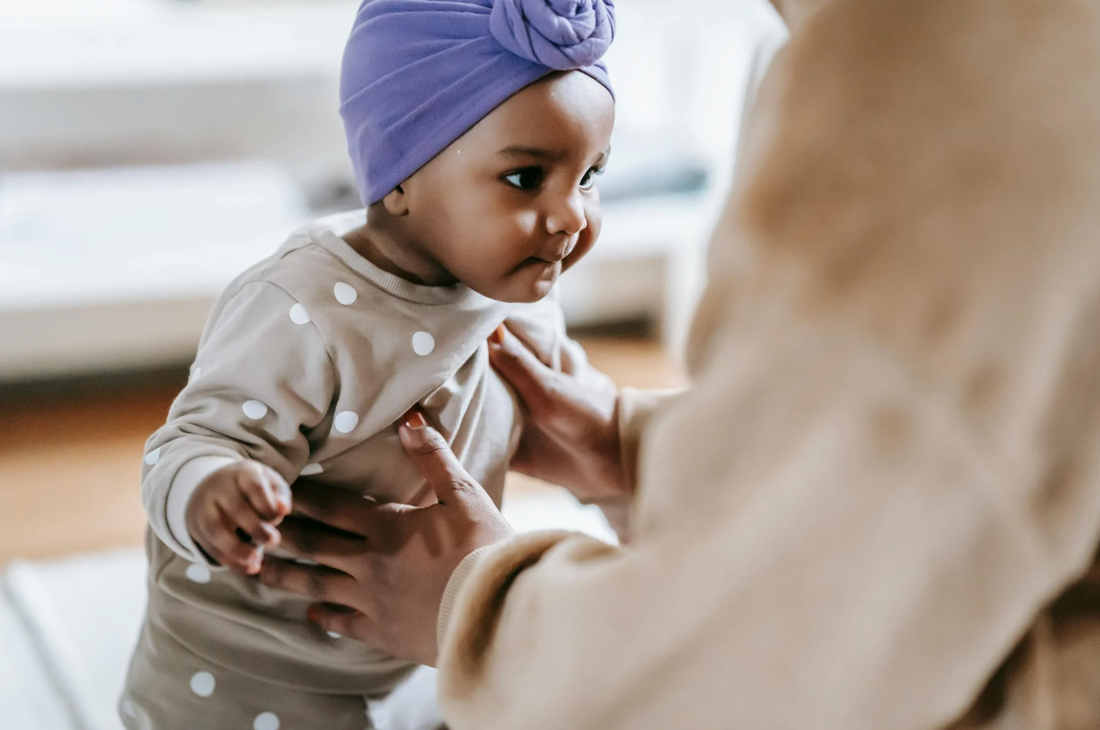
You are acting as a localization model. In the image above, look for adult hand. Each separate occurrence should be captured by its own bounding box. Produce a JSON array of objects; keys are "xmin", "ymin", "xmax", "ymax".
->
[
  {"xmin": 489, "ymin": 324, "xmax": 629, "ymax": 501},
  {"xmin": 258, "ymin": 411, "xmax": 514, "ymax": 666}
]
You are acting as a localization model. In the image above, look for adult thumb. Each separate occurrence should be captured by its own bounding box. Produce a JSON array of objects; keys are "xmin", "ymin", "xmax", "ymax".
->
[
  {"xmin": 487, "ymin": 324, "xmax": 560, "ymax": 417},
  {"xmin": 398, "ymin": 411, "xmax": 480, "ymax": 505}
]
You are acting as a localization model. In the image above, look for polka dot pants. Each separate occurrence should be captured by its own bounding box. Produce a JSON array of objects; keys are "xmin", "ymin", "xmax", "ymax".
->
[{"xmin": 120, "ymin": 622, "xmax": 376, "ymax": 730}]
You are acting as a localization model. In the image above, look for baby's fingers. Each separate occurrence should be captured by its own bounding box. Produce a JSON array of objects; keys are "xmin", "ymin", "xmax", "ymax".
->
[
  {"xmin": 196, "ymin": 506, "xmax": 264, "ymax": 574},
  {"xmin": 237, "ymin": 463, "xmax": 292, "ymax": 522},
  {"xmin": 220, "ymin": 491, "xmax": 282, "ymax": 549}
]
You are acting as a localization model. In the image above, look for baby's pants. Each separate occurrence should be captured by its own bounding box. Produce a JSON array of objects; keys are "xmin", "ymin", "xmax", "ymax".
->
[{"xmin": 120, "ymin": 621, "xmax": 375, "ymax": 730}]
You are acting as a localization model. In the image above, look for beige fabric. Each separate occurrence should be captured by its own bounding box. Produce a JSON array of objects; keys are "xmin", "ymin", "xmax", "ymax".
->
[
  {"xmin": 120, "ymin": 620, "xmax": 377, "ymax": 730},
  {"xmin": 131, "ymin": 209, "xmax": 587, "ymax": 697},
  {"xmin": 581, "ymin": 386, "xmax": 681, "ymax": 541},
  {"xmin": 435, "ymin": 1, "xmax": 1100, "ymax": 728}
]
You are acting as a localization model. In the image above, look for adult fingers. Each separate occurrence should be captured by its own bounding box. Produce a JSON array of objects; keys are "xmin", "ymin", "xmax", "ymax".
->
[
  {"xmin": 278, "ymin": 517, "xmax": 368, "ymax": 571},
  {"xmin": 291, "ymin": 482, "xmax": 378, "ymax": 536},
  {"xmin": 398, "ymin": 413, "xmax": 480, "ymax": 506},
  {"xmin": 487, "ymin": 324, "xmax": 561, "ymax": 417},
  {"xmin": 258, "ymin": 558, "xmax": 359, "ymax": 605},
  {"xmin": 308, "ymin": 604, "xmax": 378, "ymax": 645}
]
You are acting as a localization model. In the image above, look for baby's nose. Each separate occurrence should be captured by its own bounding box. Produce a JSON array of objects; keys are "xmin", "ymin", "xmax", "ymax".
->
[{"xmin": 546, "ymin": 191, "xmax": 587, "ymax": 237}]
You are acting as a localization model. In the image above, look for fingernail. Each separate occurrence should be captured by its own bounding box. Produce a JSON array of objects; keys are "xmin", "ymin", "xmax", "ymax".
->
[
  {"xmin": 404, "ymin": 411, "xmax": 427, "ymax": 430},
  {"xmin": 307, "ymin": 606, "xmax": 319, "ymax": 623},
  {"xmin": 489, "ymin": 324, "xmax": 506, "ymax": 346}
]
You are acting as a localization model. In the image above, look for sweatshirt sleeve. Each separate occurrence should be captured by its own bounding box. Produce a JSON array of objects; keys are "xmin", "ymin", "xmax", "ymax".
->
[
  {"xmin": 141, "ymin": 280, "xmax": 335, "ymax": 564},
  {"xmin": 435, "ymin": 5, "xmax": 1100, "ymax": 728},
  {"xmin": 575, "ymin": 386, "xmax": 678, "ymax": 541},
  {"xmin": 436, "ymin": 305, "xmax": 1100, "ymax": 730}
]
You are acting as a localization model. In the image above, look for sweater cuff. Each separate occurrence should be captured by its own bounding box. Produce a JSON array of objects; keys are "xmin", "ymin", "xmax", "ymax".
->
[
  {"xmin": 166, "ymin": 455, "xmax": 240, "ymax": 565},
  {"xmin": 437, "ymin": 545, "xmax": 499, "ymax": 649},
  {"xmin": 617, "ymin": 387, "xmax": 680, "ymax": 492}
]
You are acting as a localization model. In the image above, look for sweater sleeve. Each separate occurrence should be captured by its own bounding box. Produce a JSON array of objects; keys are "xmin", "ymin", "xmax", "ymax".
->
[
  {"xmin": 141, "ymin": 280, "xmax": 335, "ymax": 563},
  {"xmin": 435, "ymin": 4, "xmax": 1100, "ymax": 728},
  {"xmin": 436, "ymin": 305, "xmax": 1100, "ymax": 730},
  {"xmin": 575, "ymin": 387, "xmax": 678, "ymax": 541}
]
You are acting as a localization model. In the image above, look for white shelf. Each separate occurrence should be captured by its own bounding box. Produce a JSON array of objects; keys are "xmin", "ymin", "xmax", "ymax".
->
[{"xmin": 0, "ymin": 0, "xmax": 358, "ymax": 90}]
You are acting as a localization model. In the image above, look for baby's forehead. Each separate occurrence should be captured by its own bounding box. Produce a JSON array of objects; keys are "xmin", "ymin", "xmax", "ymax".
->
[{"xmin": 467, "ymin": 73, "xmax": 615, "ymax": 157}]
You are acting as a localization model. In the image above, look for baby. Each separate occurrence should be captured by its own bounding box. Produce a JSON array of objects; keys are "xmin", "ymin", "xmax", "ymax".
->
[{"xmin": 119, "ymin": 1, "xmax": 616, "ymax": 728}]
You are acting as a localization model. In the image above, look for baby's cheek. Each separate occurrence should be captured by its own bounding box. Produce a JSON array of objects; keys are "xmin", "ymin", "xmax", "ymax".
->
[
  {"xmin": 585, "ymin": 202, "xmax": 603, "ymax": 241},
  {"xmin": 564, "ymin": 223, "xmax": 598, "ymax": 272},
  {"xmin": 449, "ymin": 241, "xmax": 522, "ymax": 296}
]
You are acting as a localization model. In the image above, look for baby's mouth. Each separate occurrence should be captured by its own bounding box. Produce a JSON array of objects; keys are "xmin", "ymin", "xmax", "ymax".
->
[{"xmin": 535, "ymin": 239, "xmax": 577, "ymax": 264}]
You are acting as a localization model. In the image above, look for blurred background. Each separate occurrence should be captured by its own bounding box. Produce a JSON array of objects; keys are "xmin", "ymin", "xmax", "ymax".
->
[{"xmin": 0, "ymin": 0, "xmax": 783, "ymax": 727}]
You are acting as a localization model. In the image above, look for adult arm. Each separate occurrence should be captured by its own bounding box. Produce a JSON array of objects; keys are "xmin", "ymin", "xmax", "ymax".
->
[{"xmin": 434, "ymin": 2, "xmax": 1100, "ymax": 727}]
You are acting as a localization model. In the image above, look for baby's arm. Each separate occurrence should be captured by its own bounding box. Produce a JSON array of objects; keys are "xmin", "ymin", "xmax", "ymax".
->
[{"xmin": 141, "ymin": 280, "xmax": 334, "ymax": 570}]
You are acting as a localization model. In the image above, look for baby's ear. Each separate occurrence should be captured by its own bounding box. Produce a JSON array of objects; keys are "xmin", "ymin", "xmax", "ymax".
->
[{"xmin": 381, "ymin": 184, "xmax": 410, "ymax": 216}]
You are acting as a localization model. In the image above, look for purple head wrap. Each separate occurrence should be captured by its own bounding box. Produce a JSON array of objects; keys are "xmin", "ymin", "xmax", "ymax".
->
[{"xmin": 340, "ymin": 0, "xmax": 616, "ymax": 206}]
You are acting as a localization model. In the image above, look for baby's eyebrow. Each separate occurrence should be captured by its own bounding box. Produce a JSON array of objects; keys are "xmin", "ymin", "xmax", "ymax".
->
[
  {"xmin": 497, "ymin": 146, "xmax": 566, "ymax": 162},
  {"xmin": 498, "ymin": 146, "xmax": 613, "ymax": 167}
]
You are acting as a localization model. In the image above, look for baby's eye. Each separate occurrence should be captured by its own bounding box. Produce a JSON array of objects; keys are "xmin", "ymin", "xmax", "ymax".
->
[
  {"xmin": 579, "ymin": 166, "xmax": 605, "ymax": 190},
  {"xmin": 504, "ymin": 168, "xmax": 545, "ymax": 190}
]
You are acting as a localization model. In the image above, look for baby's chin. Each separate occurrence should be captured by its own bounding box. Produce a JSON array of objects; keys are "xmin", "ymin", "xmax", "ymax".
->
[{"xmin": 472, "ymin": 264, "xmax": 560, "ymax": 304}]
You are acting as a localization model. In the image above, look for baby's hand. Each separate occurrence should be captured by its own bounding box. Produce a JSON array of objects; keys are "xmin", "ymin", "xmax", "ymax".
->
[{"xmin": 185, "ymin": 460, "xmax": 292, "ymax": 575}]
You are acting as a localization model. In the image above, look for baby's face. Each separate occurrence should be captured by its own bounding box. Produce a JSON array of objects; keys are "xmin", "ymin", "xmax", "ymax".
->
[{"xmin": 401, "ymin": 71, "xmax": 615, "ymax": 303}]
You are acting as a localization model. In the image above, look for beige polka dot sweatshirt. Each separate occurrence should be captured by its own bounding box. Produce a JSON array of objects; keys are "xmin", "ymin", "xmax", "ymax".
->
[{"xmin": 139, "ymin": 209, "xmax": 599, "ymax": 694}]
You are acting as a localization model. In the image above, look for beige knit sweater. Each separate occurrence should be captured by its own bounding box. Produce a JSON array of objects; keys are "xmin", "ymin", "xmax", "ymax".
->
[{"xmin": 435, "ymin": 0, "xmax": 1100, "ymax": 727}]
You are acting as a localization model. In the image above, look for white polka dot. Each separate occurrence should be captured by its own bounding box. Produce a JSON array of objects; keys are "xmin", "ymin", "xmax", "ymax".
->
[
  {"xmin": 334, "ymin": 411, "xmax": 359, "ymax": 434},
  {"xmin": 300, "ymin": 463, "xmax": 324, "ymax": 476},
  {"xmin": 334, "ymin": 282, "xmax": 358, "ymax": 305},
  {"xmin": 243, "ymin": 400, "xmax": 269, "ymax": 420},
  {"xmin": 412, "ymin": 331, "xmax": 435, "ymax": 356},
  {"xmin": 189, "ymin": 366, "xmax": 202, "ymax": 383},
  {"xmin": 289, "ymin": 303, "xmax": 311, "ymax": 325},
  {"xmin": 144, "ymin": 448, "xmax": 160, "ymax": 466},
  {"xmin": 327, "ymin": 631, "xmax": 342, "ymax": 639},
  {"xmin": 253, "ymin": 711, "xmax": 280, "ymax": 730},
  {"xmin": 190, "ymin": 671, "xmax": 215, "ymax": 697},
  {"xmin": 186, "ymin": 563, "xmax": 211, "ymax": 584}
]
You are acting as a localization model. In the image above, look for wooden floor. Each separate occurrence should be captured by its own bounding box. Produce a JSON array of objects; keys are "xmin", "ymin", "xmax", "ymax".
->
[{"xmin": 0, "ymin": 338, "xmax": 684, "ymax": 565}]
